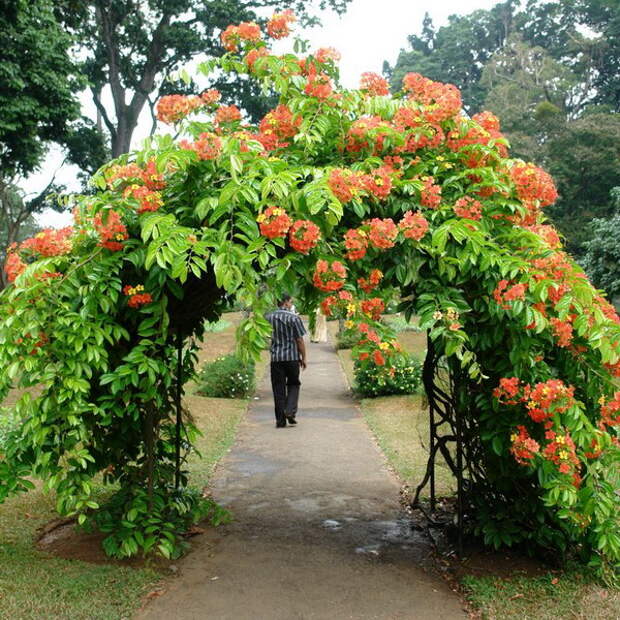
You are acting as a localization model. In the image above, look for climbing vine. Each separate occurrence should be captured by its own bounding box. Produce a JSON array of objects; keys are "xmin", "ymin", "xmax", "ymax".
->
[{"xmin": 0, "ymin": 12, "xmax": 618, "ymax": 575}]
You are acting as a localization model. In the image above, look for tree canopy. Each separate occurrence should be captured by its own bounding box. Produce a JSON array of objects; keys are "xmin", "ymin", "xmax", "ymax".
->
[
  {"xmin": 1, "ymin": 11, "xmax": 618, "ymax": 578},
  {"xmin": 386, "ymin": 0, "xmax": 620, "ymax": 256},
  {"xmin": 59, "ymin": 0, "xmax": 352, "ymax": 158}
]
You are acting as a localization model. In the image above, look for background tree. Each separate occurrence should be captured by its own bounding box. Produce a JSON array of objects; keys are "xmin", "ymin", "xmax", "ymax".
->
[
  {"xmin": 581, "ymin": 188, "xmax": 620, "ymax": 303},
  {"xmin": 386, "ymin": 0, "xmax": 620, "ymax": 259},
  {"xmin": 0, "ymin": 0, "xmax": 105, "ymax": 288},
  {"xmin": 59, "ymin": 0, "xmax": 352, "ymax": 158}
]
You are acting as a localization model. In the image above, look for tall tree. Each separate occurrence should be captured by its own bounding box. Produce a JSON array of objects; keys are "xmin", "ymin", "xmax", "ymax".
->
[
  {"xmin": 387, "ymin": 2, "xmax": 519, "ymax": 112},
  {"xmin": 0, "ymin": 0, "xmax": 99, "ymax": 287},
  {"xmin": 0, "ymin": 0, "xmax": 82, "ymax": 177},
  {"xmin": 61, "ymin": 0, "xmax": 352, "ymax": 158}
]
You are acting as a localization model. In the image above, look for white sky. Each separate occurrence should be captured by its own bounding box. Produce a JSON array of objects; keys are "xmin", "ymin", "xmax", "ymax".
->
[{"xmin": 32, "ymin": 0, "xmax": 499, "ymax": 228}]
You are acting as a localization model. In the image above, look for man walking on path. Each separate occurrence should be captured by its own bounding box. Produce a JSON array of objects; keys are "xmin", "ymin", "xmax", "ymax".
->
[{"xmin": 266, "ymin": 294, "xmax": 307, "ymax": 428}]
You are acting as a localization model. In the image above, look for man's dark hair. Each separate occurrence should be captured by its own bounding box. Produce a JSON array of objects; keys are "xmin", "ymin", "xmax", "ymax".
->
[{"xmin": 277, "ymin": 293, "xmax": 292, "ymax": 307}]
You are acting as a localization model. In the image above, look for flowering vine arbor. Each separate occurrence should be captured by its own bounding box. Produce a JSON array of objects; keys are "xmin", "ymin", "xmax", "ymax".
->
[{"xmin": 1, "ymin": 12, "xmax": 619, "ymax": 574}]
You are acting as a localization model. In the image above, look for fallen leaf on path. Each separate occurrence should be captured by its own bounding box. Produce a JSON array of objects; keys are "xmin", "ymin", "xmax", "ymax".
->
[
  {"xmin": 510, "ymin": 593, "xmax": 524, "ymax": 600},
  {"xmin": 551, "ymin": 577, "xmax": 559, "ymax": 585}
]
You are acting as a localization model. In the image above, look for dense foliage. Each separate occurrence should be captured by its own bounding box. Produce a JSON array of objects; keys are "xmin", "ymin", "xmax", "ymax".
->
[
  {"xmin": 1, "ymin": 12, "xmax": 618, "ymax": 577},
  {"xmin": 196, "ymin": 354, "xmax": 256, "ymax": 399},
  {"xmin": 581, "ymin": 188, "xmax": 620, "ymax": 301},
  {"xmin": 386, "ymin": 0, "xmax": 620, "ymax": 255}
]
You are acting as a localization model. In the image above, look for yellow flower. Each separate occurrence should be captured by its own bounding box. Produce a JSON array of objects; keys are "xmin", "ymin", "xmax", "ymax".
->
[
  {"xmin": 344, "ymin": 320, "xmax": 354, "ymax": 329},
  {"xmin": 559, "ymin": 450, "xmax": 568, "ymax": 460},
  {"xmin": 510, "ymin": 433, "xmax": 518, "ymax": 442},
  {"xmin": 556, "ymin": 435, "xmax": 565, "ymax": 445},
  {"xmin": 346, "ymin": 303, "xmax": 357, "ymax": 314},
  {"xmin": 379, "ymin": 342, "xmax": 390, "ymax": 351}
]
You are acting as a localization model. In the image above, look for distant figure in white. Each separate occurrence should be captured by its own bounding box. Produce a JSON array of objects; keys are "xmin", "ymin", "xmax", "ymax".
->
[{"xmin": 311, "ymin": 307, "xmax": 328, "ymax": 343}]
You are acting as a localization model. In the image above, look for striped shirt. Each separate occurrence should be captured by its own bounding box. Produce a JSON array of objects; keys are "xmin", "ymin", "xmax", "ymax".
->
[{"xmin": 266, "ymin": 309, "xmax": 306, "ymax": 362}]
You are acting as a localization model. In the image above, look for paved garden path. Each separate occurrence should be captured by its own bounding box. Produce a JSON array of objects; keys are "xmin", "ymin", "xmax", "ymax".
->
[{"xmin": 138, "ymin": 343, "xmax": 466, "ymax": 620}]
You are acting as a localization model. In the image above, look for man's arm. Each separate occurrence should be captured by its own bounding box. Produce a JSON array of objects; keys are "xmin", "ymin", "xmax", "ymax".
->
[{"xmin": 296, "ymin": 337, "xmax": 307, "ymax": 369}]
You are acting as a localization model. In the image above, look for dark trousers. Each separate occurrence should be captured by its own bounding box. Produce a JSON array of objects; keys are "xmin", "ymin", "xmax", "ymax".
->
[{"xmin": 270, "ymin": 361, "xmax": 301, "ymax": 425}]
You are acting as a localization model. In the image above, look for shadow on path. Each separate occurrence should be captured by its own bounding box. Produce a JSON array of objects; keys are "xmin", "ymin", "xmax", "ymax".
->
[{"xmin": 138, "ymin": 343, "xmax": 466, "ymax": 619}]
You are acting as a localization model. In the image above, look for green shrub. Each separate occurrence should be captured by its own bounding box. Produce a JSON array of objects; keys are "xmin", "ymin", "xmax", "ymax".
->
[
  {"xmin": 335, "ymin": 328, "xmax": 359, "ymax": 350},
  {"xmin": 354, "ymin": 354, "xmax": 422, "ymax": 397},
  {"xmin": 196, "ymin": 354, "xmax": 255, "ymax": 398}
]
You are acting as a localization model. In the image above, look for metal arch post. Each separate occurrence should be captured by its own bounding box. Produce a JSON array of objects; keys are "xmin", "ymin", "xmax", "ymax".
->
[{"xmin": 175, "ymin": 327, "xmax": 183, "ymax": 489}]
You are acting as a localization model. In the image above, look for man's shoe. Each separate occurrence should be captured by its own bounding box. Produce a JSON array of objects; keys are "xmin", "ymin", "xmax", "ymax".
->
[
  {"xmin": 286, "ymin": 416, "xmax": 297, "ymax": 425},
  {"xmin": 276, "ymin": 422, "xmax": 287, "ymax": 428}
]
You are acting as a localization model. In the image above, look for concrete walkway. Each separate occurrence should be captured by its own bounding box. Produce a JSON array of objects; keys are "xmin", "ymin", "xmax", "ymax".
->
[{"xmin": 139, "ymin": 343, "xmax": 465, "ymax": 620}]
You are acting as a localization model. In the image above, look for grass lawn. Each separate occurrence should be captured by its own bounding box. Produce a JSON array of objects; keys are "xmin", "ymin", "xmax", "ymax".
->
[
  {"xmin": 0, "ymin": 313, "xmax": 259, "ymax": 620},
  {"xmin": 328, "ymin": 315, "xmax": 619, "ymax": 619}
]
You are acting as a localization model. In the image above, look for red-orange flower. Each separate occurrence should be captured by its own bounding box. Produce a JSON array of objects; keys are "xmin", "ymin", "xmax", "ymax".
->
[
  {"xmin": 328, "ymin": 168, "xmax": 364, "ymax": 203},
  {"xmin": 215, "ymin": 105, "xmax": 242, "ymax": 125},
  {"xmin": 359, "ymin": 72, "xmax": 390, "ymax": 96},
  {"xmin": 344, "ymin": 228, "xmax": 369, "ymax": 260},
  {"xmin": 367, "ymin": 218, "xmax": 397, "ymax": 249},
  {"xmin": 360, "ymin": 298, "xmax": 385, "ymax": 320},
  {"xmin": 453, "ymin": 196, "xmax": 482, "ymax": 221},
  {"xmin": 257, "ymin": 206, "xmax": 292, "ymax": 239},
  {"xmin": 357, "ymin": 269, "xmax": 383, "ymax": 293},
  {"xmin": 94, "ymin": 210, "xmax": 128, "ymax": 251},
  {"xmin": 289, "ymin": 220, "xmax": 320, "ymax": 254},
  {"xmin": 267, "ymin": 9, "xmax": 296, "ymax": 39},
  {"xmin": 313, "ymin": 259, "xmax": 347, "ymax": 292},
  {"xmin": 156, "ymin": 94, "xmax": 202, "ymax": 124},
  {"xmin": 399, "ymin": 210, "xmax": 429, "ymax": 241},
  {"xmin": 420, "ymin": 176, "xmax": 441, "ymax": 209}
]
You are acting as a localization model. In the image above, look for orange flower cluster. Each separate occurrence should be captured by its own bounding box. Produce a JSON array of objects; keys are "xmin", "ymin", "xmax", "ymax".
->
[
  {"xmin": 221, "ymin": 22, "xmax": 262, "ymax": 52},
  {"xmin": 344, "ymin": 228, "xmax": 368, "ymax": 260},
  {"xmin": 258, "ymin": 104, "xmax": 301, "ymax": 148},
  {"xmin": 600, "ymin": 393, "xmax": 620, "ymax": 429},
  {"xmin": 257, "ymin": 206, "xmax": 292, "ymax": 239},
  {"xmin": 357, "ymin": 269, "xmax": 383, "ymax": 293},
  {"xmin": 360, "ymin": 297, "xmax": 385, "ymax": 320},
  {"xmin": 510, "ymin": 425, "xmax": 540, "ymax": 465},
  {"xmin": 345, "ymin": 116, "xmax": 391, "ymax": 153},
  {"xmin": 288, "ymin": 220, "xmax": 321, "ymax": 254},
  {"xmin": 124, "ymin": 185, "xmax": 164, "ymax": 214},
  {"xmin": 123, "ymin": 284, "xmax": 153, "ymax": 308},
  {"xmin": 510, "ymin": 162, "xmax": 558, "ymax": 208},
  {"xmin": 525, "ymin": 224, "xmax": 562, "ymax": 249},
  {"xmin": 363, "ymin": 166, "xmax": 393, "ymax": 200},
  {"xmin": 453, "ymin": 196, "xmax": 482, "ymax": 221},
  {"xmin": 368, "ymin": 218, "xmax": 397, "ymax": 249},
  {"xmin": 550, "ymin": 317, "xmax": 574, "ymax": 348},
  {"xmin": 420, "ymin": 176, "xmax": 441, "ymax": 208},
  {"xmin": 106, "ymin": 159, "xmax": 166, "ymax": 191},
  {"xmin": 267, "ymin": 9, "xmax": 296, "ymax": 39},
  {"xmin": 359, "ymin": 72, "xmax": 390, "ymax": 96},
  {"xmin": 93, "ymin": 210, "xmax": 128, "ymax": 251},
  {"xmin": 328, "ymin": 168, "xmax": 364, "ymax": 203},
  {"xmin": 402, "ymin": 72, "xmax": 462, "ymax": 123},
  {"xmin": 399, "ymin": 210, "xmax": 429, "ymax": 241},
  {"xmin": 4, "ymin": 249, "xmax": 25, "ymax": 283},
  {"xmin": 493, "ymin": 279, "xmax": 528, "ymax": 309},
  {"xmin": 304, "ymin": 72, "xmax": 333, "ymax": 99},
  {"xmin": 543, "ymin": 429, "xmax": 579, "ymax": 475},
  {"xmin": 400, "ymin": 123, "xmax": 445, "ymax": 152},
  {"xmin": 106, "ymin": 163, "xmax": 143, "ymax": 185},
  {"xmin": 313, "ymin": 47, "xmax": 341, "ymax": 64},
  {"xmin": 156, "ymin": 95, "xmax": 203, "ymax": 124},
  {"xmin": 215, "ymin": 105, "xmax": 242, "ymax": 125},
  {"xmin": 179, "ymin": 132, "xmax": 222, "ymax": 160},
  {"xmin": 313, "ymin": 259, "xmax": 347, "ymax": 292},
  {"xmin": 244, "ymin": 47, "xmax": 269, "ymax": 70},
  {"xmin": 320, "ymin": 289, "xmax": 354, "ymax": 317},
  {"xmin": 21, "ymin": 227, "xmax": 73, "ymax": 257}
]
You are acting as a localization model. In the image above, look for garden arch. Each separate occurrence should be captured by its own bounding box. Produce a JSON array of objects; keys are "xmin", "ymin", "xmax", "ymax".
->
[{"xmin": 1, "ymin": 13, "xmax": 618, "ymax": 575}]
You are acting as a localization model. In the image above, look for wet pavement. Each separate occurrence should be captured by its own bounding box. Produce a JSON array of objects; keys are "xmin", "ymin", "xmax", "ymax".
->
[{"xmin": 138, "ymin": 342, "xmax": 466, "ymax": 620}]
